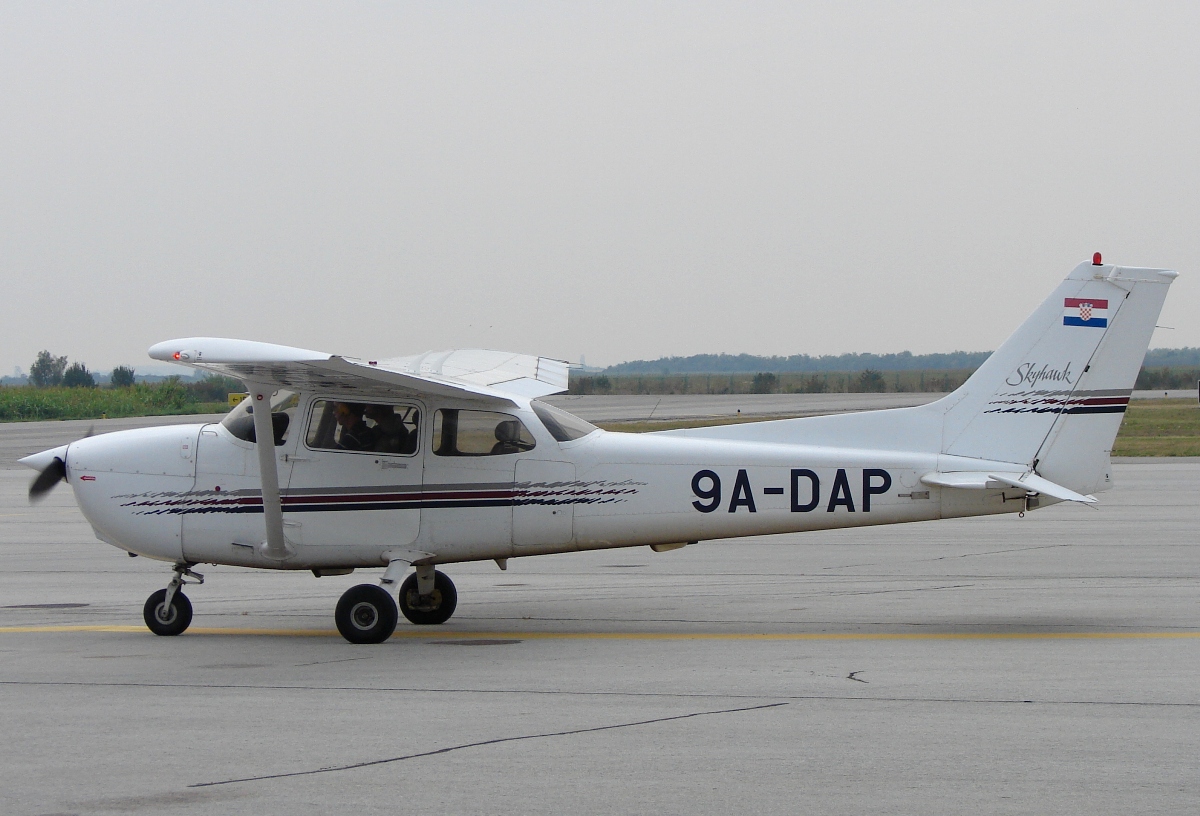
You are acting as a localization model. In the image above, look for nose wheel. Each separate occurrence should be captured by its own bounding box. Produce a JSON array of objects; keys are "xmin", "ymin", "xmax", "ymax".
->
[
  {"xmin": 142, "ymin": 565, "xmax": 202, "ymax": 636},
  {"xmin": 398, "ymin": 569, "xmax": 457, "ymax": 625}
]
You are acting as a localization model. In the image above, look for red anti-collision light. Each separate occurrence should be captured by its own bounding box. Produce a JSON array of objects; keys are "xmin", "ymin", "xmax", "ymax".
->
[
  {"xmin": 173, "ymin": 351, "xmax": 181, "ymax": 360},
  {"xmin": 1093, "ymin": 252, "xmax": 1103, "ymax": 266}
]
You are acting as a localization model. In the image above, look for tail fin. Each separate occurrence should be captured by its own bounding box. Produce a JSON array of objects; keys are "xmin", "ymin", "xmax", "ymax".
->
[
  {"xmin": 938, "ymin": 260, "xmax": 1176, "ymax": 492},
  {"xmin": 666, "ymin": 259, "xmax": 1176, "ymax": 496}
]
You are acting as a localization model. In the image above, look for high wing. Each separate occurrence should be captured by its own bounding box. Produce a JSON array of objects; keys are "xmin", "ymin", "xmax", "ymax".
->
[{"xmin": 148, "ymin": 338, "xmax": 569, "ymax": 405}]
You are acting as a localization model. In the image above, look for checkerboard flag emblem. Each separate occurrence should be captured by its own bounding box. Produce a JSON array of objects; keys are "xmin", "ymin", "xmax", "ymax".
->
[{"xmin": 1063, "ymin": 298, "xmax": 1108, "ymax": 328}]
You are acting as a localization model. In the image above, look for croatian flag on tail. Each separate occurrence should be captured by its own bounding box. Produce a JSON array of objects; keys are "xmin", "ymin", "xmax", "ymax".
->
[{"xmin": 1063, "ymin": 297, "xmax": 1108, "ymax": 328}]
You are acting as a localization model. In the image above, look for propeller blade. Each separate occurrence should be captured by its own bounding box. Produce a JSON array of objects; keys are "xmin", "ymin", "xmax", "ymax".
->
[{"xmin": 29, "ymin": 457, "xmax": 67, "ymax": 502}]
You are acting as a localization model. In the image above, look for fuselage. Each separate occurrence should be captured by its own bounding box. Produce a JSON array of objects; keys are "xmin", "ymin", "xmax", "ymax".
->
[{"xmin": 56, "ymin": 393, "xmax": 1033, "ymax": 571}]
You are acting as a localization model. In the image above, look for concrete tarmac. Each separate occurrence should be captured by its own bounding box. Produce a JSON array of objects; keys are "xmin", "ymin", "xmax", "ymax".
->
[{"xmin": 2, "ymin": 413, "xmax": 1199, "ymax": 814}]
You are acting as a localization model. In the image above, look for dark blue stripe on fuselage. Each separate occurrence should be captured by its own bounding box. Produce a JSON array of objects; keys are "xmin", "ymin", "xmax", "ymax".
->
[
  {"xmin": 1063, "ymin": 405, "xmax": 1128, "ymax": 414},
  {"xmin": 156, "ymin": 495, "xmax": 579, "ymax": 515}
]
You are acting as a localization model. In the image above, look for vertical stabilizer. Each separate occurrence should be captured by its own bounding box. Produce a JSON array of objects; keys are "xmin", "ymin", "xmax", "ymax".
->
[{"xmin": 939, "ymin": 261, "xmax": 1176, "ymax": 492}]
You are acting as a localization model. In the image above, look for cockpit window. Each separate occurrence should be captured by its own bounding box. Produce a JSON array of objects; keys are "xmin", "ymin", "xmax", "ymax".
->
[
  {"xmin": 531, "ymin": 401, "xmax": 599, "ymax": 442},
  {"xmin": 433, "ymin": 410, "xmax": 535, "ymax": 456},
  {"xmin": 305, "ymin": 400, "xmax": 420, "ymax": 455},
  {"xmin": 220, "ymin": 390, "xmax": 298, "ymax": 446}
]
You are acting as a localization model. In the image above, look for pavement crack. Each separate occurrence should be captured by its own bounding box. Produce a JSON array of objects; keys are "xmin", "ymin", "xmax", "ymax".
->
[
  {"xmin": 847, "ymin": 671, "xmax": 867, "ymax": 683},
  {"xmin": 927, "ymin": 544, "xmax": 1072, "ymax": 561},
  {"xmin": 189, "ymin": 702, "xmax": 788, "ymax": 788},
  {"xmin": 826, "ymin": 584, "xmax": 974, "ymax": 597},
  {"xmin": 292, "ymin": 656, "xmax": 372, "ymax": 667}
]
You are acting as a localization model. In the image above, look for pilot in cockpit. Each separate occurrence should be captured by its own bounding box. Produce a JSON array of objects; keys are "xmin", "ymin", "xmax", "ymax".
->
[{"xmin": 333, "ymin": 402, "xmax": 377, "ymax": 451}]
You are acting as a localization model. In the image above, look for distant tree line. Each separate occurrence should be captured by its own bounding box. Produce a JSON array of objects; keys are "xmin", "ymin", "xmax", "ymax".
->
[
  {"xmin": 603, "ymin": 350, "xmax": 992, "ymax": 375},
  {"xmin": 18, "ymin": 350, "xmax": 241, "ymax": 401},
  {"xmin": 1142, "ymin": 348, "xmax": 1200, "ymax": 368},
  {"xmin": 570, "ymin": 369, "xmax": 973, "ymax": 395},
  {"xmin": 571, "ymin": 364, "xmax": 1200, "ymax": 396},
  {"xmin": 602, "ymin": 347, "xmax": 1200, "ymax": 376},
  {"xmin": 27, "ymin": 350, "xmax": 138, "ymax": 390},
  {"xmin": 1135, "ymin": 367, "xmax": 1200, "ymax": 390}
]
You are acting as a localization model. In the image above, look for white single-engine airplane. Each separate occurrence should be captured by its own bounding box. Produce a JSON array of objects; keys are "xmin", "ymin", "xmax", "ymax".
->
[{"xmin": 21, "ymin": 257, "xmax": 1176, "ymax": 643}]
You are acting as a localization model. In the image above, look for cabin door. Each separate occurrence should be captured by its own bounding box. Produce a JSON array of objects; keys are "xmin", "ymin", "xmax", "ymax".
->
[
  {"xmin": 420, "ymin": 407, "xmax": 540, "ymax": 559},
  {"xmin": 285, "ymin": 397, "xmax": 424, "ymax": 552}
]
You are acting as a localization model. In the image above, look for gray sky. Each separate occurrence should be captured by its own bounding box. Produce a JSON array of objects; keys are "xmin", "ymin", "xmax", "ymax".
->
[{"xmin": 2, "ymin": 2, "xmax": 1197, "ymax": 375}]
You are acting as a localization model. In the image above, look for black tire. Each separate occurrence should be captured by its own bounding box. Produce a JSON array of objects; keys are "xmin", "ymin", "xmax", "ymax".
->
[
  {"xmin": 398, "ymin": 570, "xmax": 458, "ymax": 625},
  {"xmin": 143, "ymin": 588, "xmax": 193, "ymax": 636},
  {"xmin": 335, "ymin": 584, "xmax": 398, "ymax": 644}
]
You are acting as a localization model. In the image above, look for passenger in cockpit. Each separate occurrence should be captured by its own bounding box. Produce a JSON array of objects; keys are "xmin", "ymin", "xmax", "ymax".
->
[
  {"xmin": 365, "ymin": 404, "xmax": 408, "ymax": 454},
  {"xmin": 491, "ymin": 420, "xmax": 524, "ymax": 454},
  {"xmin": 333, "ymin": 402, "xmax": 377, "ymax": 451}
]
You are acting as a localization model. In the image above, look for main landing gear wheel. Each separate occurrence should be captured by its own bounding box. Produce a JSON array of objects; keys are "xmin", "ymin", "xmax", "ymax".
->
[
  {"xmin": 399, "ymin": 570, "xmax": 458, "ymax": 625},
  {"xmin": 143, "ymin": 588, "xmax": 193, "ymax": 636},
  {"xmin": 336, "ymin": 584, "xmax": 398, "ymax": 644}
]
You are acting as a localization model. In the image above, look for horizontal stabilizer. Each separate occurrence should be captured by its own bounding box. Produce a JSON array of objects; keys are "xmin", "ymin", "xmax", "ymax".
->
[
  {"xmin": 988, "ymin": 472, "xmax": 1097, "ymax": 504},
  {"xmin": 921, "ymin": 471, "xmax": 1097, "ymax": 504}
]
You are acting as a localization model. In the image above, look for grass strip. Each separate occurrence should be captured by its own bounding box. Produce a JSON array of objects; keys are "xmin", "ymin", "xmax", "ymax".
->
[{"xmin": 0, "ymin": 384, "xmax": 227, "ymax": 422}]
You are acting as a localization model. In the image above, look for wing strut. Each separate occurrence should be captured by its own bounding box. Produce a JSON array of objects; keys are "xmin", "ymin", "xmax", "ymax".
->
[{"xmin": 249, "ymin": 384, "xmax": 290, "ymax": 560}]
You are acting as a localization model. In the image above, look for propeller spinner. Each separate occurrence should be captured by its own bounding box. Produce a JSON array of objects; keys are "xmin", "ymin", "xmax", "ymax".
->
[{"xmin": 22, "ymin": 426, "xmax": 92, "ymax": 503}]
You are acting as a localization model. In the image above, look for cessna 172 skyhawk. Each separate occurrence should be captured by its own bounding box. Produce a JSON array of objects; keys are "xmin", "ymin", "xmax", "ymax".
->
[{"xmin": 20, "ymin": 256, "xmax": 1177, "ymax": 643}]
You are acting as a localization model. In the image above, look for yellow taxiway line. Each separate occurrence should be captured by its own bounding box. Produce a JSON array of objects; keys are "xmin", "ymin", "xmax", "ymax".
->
[{"xmin": 1, "ymin": 625, "xmax": 1199, "ymax": 640}]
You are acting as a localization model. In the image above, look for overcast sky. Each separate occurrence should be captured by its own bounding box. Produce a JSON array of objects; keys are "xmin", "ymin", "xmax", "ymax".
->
[{"xmin": 1, "ymin": 2, "xmax": 1197, "ymax": 376}]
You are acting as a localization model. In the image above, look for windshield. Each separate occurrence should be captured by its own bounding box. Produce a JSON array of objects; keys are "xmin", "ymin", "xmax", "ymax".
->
[
  {"xmin": 221, "ymin": 389, "xmax": 299, "ymax": 445},
  {"xmin": 531, "ymin": 401, "xmax": 599, "ymax": 442}
]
